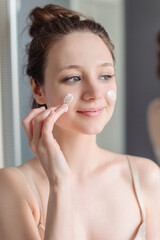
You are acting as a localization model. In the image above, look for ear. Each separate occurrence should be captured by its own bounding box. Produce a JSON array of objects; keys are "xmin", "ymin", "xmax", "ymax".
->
[{"xmin": 30, "ymin": 77, "xmax": 46, "ymax": 105}]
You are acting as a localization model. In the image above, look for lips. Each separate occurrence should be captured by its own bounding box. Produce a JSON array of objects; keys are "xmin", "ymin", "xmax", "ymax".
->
[
  {"xmin": 77, "ymin": 107, "xmax": 105, "ymax": 117},
  {"xmin": 77, "ymin": 107, "xmax": 104, "ymax": 112}
]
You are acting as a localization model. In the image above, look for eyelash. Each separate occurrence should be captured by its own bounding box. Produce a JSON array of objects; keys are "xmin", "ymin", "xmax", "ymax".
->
[{"xmin": 62, "ymin": 74, "xmax": 115, "ymax": 83}]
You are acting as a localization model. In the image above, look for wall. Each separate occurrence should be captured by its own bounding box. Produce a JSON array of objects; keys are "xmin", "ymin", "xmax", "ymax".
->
[
  {"xmin": 126, "ymin": 0, "xmax": 160, "ymax": 163},
  {"xmin": 0, "ymin": 0, "xmax": 21, "ymax": 167}
]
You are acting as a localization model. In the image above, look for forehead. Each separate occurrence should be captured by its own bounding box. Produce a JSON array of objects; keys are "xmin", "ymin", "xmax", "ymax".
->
[{"xmin": 46, "ymin": 32, "xmax": 113, "ymax": 71}]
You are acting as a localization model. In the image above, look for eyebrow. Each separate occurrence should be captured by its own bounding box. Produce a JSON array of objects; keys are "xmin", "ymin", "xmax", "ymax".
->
[{"xmin": 58, "ymin": 62, "xmax": 113, "ymax": 72}]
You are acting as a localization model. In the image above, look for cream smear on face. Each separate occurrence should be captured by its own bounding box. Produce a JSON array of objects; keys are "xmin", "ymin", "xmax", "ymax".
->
[
  {"xmin": 63, "ymin": 93, "xmax": 73, "ymax": 112},
  {"xmin": 106, "ymin": 90, "xmax": 116, "ymax": 101}
]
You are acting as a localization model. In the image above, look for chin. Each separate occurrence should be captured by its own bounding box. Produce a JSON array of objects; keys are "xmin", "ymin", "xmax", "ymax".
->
[
  {"xmin": 67, "ymin": 122, "xmax": 106, "ymax": 135},
  {"xmin": 80, "ymin": 125, "xmax": 105, "ymax": 135},
  {"xmin": 55, "ymin": 120, "xmax": 105, "ymax": 135},
  {"xmin": 55, "ymin": 112, "xmax": 112, "ymax": 135}
]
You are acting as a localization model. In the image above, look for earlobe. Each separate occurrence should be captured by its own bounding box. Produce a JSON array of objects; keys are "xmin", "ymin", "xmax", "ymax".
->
[{"xmin": 30, "ymin": 77, "xmax": 46, "ymax": 105}]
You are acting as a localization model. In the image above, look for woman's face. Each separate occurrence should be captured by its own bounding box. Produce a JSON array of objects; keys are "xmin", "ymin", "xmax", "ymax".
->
[{"xmin": 41, "ymin": 31, "xmax": 117, "ymax": 135}]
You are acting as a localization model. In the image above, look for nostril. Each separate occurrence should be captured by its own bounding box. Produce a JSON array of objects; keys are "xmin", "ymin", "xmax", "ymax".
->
[{"xmin": 81, "ymin": 88, "xmax": 104, "ymax": 102}]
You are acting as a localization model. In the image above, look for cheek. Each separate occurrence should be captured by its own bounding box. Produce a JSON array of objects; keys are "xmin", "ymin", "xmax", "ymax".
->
[
  {"xmin": 45, "ymin": 95, "xmax": 61, "ymax": 108},
  {"xmin": 104, "ymin": 82, "xmax": 117, "ymax": 105},
  {"xmin": 106, "ymin": 89, "xmax": 117, "ymax": 102},
  {"xmin": 44, "ymin": 87, "xmax": 66, "ymax": 107},
  {"xmin": 45, "ymin": 89, "xmax": 77, "ymax": 108}
]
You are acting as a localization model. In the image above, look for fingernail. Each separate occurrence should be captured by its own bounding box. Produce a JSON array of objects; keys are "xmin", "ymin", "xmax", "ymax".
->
[
  {"xmin": 65, "ymin": 105, "xmax": 68, "ymax": 112},
  {"xmin": 40, "ymin": 106, "xmax": 45, "ymax": 110},
  {"xmin": 50, "ymin": 110, "xmax": 55, "ymax": 116}
]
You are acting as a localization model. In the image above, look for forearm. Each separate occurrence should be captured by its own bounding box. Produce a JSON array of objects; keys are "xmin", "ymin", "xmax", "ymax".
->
[{"xmin": 44, "ymin": 181, "xmax": 74, "ymax": 240}]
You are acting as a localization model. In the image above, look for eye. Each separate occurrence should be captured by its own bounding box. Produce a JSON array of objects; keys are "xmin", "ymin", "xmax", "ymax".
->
[
  {"xmin": 100, "ymin": 74, "xmax": 115, "ymax": 81},
  {"xmin": 62, "ymin": 75, "xmax": 81, "ymax": 83}
]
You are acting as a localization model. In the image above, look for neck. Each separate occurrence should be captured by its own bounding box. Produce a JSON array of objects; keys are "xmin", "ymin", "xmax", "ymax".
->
[{"xmin": 53, "ymin": 125, "xmax": 101, "ymax": 179}]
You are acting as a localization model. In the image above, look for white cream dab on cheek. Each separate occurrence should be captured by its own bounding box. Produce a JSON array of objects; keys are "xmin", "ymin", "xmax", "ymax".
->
[
  {"xmin": 106, "ymin": 90, "xmax": 116, "ymax": 101},
  {"xmin": 63, "ymin": 93, "xmax": 73, "ymax": 112},
  {"xmin": 64, "ymin": 93, "xmax": 73, "ymax": 105}
]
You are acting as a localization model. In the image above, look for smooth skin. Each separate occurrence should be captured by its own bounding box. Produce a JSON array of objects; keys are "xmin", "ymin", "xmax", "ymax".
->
[{"xmin": 0, "ymin": 32, "xmax": 160, "ymax": 240}]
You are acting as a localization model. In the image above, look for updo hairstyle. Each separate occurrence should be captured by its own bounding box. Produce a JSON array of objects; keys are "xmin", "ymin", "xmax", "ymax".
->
[{"xmin": 26, "ymin": 4, "xmax": 115, "ymax": 108}]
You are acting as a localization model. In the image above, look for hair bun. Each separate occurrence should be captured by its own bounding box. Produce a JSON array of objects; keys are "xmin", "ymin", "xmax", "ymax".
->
[{"xmin": 28, "ymin": 4, "xmax": 85, "ymax": 38}]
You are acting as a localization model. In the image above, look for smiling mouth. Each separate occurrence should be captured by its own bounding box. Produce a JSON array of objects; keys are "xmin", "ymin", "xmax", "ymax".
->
[
  {"xmin": 77, "ymin": 107, "xmax": 105, "ymax": 117},
  {"xmin": 77, "ymin": 107, "xmax": 105, "ymax": 112}
]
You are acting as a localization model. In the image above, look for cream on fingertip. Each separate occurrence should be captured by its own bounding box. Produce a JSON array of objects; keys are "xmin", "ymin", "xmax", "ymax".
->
[{"xmin": 65, "ymin": 105, "xmax": 68, "ymax": 112}]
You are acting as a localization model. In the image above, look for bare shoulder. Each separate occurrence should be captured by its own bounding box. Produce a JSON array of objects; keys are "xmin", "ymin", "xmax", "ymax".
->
[
  {"xmin": 105, "ymin": 153, "xmax": 160, "ymax": 237},
  {"xmin": 131, "ymin": 156, "xmax": 160, "ymax": 198},
  {"xmin": 133, "ymin": 156, "xmax": 160, "ymax": 187},
  {"xmin": 0, "ymin": 167, "xmax": 25, "ymax": 191},
  {"xmin": 131, "ymin": 156, "xmax": 160, "ymax": 237},
  {"xmin": 0, "ymin": 166, "xmax": 25, "ymax": 184},
  {"xmin": 0, "ymin": 167, "xmax": 43, "ymax": 239},
  {"xmin": 0, "ymin": 166, "xmax": 38, "ymax": 215},
  {"xmin": 101, "ymin": 151, "xmax": 160, "ymax": 186}
]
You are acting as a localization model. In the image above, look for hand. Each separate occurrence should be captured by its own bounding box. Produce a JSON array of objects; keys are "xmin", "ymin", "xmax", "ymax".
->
[{"xmin": 22, "ymin": 104, "xmax": 71, "ymax": 187}]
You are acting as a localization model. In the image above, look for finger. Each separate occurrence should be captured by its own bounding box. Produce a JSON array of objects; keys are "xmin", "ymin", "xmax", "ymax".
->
[
  {"xmin": 53, "ymin": 104, "xmax": 68, "ymax": 122},
  {"xmin": 32, "ymin": 108, "xmax": 53, "ymax": 147},
  {"xmin": 22, "ymin": 107, "xmax": 46, "ymax": 144},
  {"xmin": 41, "ymin": 104, "xmax": 68, "ymax": 142},
  {"xmin": 23, "ymin": 104, "xmax": 60, "ymax": 126},
  {"xmin": 22, "ymin": 104, "xmax": 61, "ymax": 143},
  {"xmin": 41, "ymin": 111, "xmax": 57, "ymax": 146},
  {"xmin": 32, "ymin": 104, "xmax": 68, "ymax": 150}
]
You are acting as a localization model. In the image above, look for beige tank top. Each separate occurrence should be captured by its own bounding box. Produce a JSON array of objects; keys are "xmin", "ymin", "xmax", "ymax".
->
[
  {"xmin": 127, "ymin": 155, "xmax": 146, "ymax": 240},
  {"xmin": 23, "ymin": 155, "xmax": 146, "ymax": 239}
]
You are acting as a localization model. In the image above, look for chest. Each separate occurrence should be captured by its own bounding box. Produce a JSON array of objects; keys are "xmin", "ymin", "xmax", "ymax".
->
[
  {"xmin": 40, "ymin": 169, "xmax": 142, "ymax": 240},
  {"xmin": 69, "ymin": 178, "xmax": 142, "ymax": 240}
]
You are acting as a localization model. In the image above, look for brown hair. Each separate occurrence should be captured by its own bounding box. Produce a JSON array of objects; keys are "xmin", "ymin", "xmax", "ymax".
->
[
  {"xmin": 26, "ymin": 4, "xmax": 115, "ymax": 108},
  {"xmin": 157, "ymin": 31, "xmax": 160, "ymax": 79}
]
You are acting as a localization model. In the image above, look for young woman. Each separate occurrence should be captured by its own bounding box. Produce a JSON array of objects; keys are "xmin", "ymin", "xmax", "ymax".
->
[
  {"xmin": 0, "ymin": 4, "xmax": 159, "ymax": 240},
  {"xmin": 147, "ymin": 31, "xmax": 160, "ymax": 165}
]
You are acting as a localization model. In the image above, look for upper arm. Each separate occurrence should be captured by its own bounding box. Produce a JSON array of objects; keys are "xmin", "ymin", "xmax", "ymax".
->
[
  {"xmin": 0, "ymin": 168, "xmax": 42, "ymax": 240},
  {"xmin": 136, "ymin": 158, "xmax": 160, "ymax": 239}
]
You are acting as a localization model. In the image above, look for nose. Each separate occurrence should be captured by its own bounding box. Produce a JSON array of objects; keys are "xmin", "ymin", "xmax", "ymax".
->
[{"xmin": 81, "ymin": 80, "xmax": 103, "ymax": 101}]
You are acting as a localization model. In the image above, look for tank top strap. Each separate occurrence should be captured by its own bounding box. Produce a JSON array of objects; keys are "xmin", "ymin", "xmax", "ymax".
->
[
  {"xmin": 126, "ymin": 155, "xmax": 145, "ymax": 222},
  {"xmin": 39, "ymin": 216, "xmax": 45, "ymax": 230},
  {"xmin": 19, "ymin": 166, "xmax": 45, "ymax": 229}
]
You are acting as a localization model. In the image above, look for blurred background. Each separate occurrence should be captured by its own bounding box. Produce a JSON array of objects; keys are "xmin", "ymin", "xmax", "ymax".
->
[{"xmin": 0, "ymin": 0, "xmax": 160, "ymax": 168}]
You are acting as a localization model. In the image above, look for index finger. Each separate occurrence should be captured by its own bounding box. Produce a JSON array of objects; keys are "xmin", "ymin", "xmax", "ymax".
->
[
  {"xmin": 22, "ymin": 107, "xmax": 46, "ymax": 144},
  {"xmin": 22, "ymin": 104, "xmax": 62, "ymax": 142}
]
